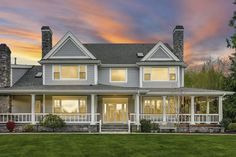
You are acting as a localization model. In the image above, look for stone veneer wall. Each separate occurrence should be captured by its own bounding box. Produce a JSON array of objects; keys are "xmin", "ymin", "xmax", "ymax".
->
[
  {"xmin": 0, "ymin": 44, "xmax": 11, "ymax": 113},
  {"xmin": 173, "ymin": 25, "xmax": 184, "ymax": 61}
]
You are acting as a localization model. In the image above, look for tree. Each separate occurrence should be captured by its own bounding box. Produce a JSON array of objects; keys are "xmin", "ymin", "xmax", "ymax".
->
[
  {"xmin": 41, "ymin": 114, "xmax": 65, "ymax": 132},
  {"xmin": 224, "ymin": 0, "xmax": 236, "ymax": 121},
  {"xmin": 185, "ymin": 58, "xmax": 226, "ymax": 90}
]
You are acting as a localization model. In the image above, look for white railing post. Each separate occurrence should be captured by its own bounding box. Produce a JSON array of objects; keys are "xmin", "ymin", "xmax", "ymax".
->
[
  {"xmin": 128, "ymin": 120, "xmax": 131, "ymax": 133},
  {"xmin": 31, "ymin": 94, "xmax": 36, "ymax": 124},
  {"xmin": 91, "ymin": 94, "xmax": 95, "ymax": 125},
  {"xmin": 219, "ymin": 96, "xmax": 223, "ymax": 123},
  {"xmin": 163, "ymin": 96, "xmax": 166, "ymax": 123},
  {"xmin": 190, "ymin": 96, "xmax": 195, "ymax": 125},
  {"xmin": 99, "ymin": 119, "xmax": 102, "ymax": 133}
]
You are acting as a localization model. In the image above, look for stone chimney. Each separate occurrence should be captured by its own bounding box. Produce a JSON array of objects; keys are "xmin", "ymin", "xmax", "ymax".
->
[
  {"xmin": 173, "ymin": 25, "xmax": 184, "ymax": 61},
  {"xmin": 0, "ymin": 44, "xmax": 11, "ymax": 88},
  {"xmin": 41, "ymin": 26, "xmax": 52, "ymax": 58}
]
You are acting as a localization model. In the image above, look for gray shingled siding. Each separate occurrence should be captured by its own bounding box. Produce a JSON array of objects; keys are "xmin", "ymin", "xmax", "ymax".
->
[
  {"xmin": 12, "ymin": 68, "xmax": 29, "ymax": 85},
  {"xmin": 53, "ymin": 38, "xmax": 86, "ymax": 57},
  {"xmin": 98, "ymin": 67, "xmax": 139, "ymax": 87},
  {"xmin": 44, "ymin": 64, "xmax": 95, "ymax": 85},
  {"xmin": 149, "ymin": 47, "xmax": 170, "ymax": 59}
]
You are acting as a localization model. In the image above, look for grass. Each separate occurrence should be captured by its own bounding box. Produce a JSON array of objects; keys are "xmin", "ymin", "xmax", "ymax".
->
[{"xmin": 0, "ymin": 134, "xmax": 236, "ymax": 157}]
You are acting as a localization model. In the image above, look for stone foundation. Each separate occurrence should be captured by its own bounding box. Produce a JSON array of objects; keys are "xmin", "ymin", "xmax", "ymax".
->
[
  {"xmin": 0, "ymin": 124, "xmax": 99, "ymax": 133},
  {"xmin": 178, "ymin": 124, "xmax": 223, "ymax": 133}
]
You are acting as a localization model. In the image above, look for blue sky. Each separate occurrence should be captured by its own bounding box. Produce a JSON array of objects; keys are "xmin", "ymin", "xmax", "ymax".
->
[{"xmin": 0, "ymin": 0, "xmax": 235, "ymax": 66}]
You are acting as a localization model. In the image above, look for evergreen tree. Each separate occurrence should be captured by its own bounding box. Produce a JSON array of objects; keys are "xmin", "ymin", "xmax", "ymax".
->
[{"xmin": 224, "ymin": 0, "xmax": 236, "ymax": 121}]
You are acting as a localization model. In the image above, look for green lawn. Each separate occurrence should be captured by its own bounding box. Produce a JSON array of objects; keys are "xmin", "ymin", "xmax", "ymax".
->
[{"xmin": 0, "ymin": 134, "xmax": 236, "ymax": 157}]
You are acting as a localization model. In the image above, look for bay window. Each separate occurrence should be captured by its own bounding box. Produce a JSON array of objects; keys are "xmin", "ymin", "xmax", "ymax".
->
[
  {"xmin": 53, "ymin": 65, "xmax": 87, "ymax": 80},
  {"xmin": 143, "ymin": 67, "xmax": 177, "ymax": 81}
]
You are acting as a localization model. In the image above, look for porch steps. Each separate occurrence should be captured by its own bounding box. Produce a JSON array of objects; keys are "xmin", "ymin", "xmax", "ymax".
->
[{"xmin": 101, "ymin": 124, "xmax": 128, "ymax": 133}]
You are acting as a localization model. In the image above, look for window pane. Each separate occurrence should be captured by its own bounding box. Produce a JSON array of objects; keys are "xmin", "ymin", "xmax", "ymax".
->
[
  {"xmin": 79, "ymin": 99, "xmax": 87, "ymax": 113},
  {"xmin": 61, "ymin": 65, "xmax": 78, "ymax": 79},
  {"xmin": 144, "ymin": 74, "xmax": 151, "ymax": 81},
  {"xmin": 80, "ymin": 65, "xmax": 86, "ymax": 72},
  {"xmin": 54, "ymin": 72, "xmax": 60, "ymax": 80},
  {"xmin": 152, "ymin": 68, "xmax": 168, "ymax": 80},
  {"xmin": 61, "ymin": 100, "xmax": 79, "ymax": 113},
  {"xmin": 143, "ymin": 97, "xmax": 163, "ymax": 114},
  {"xmin": 111, "ymin": 69, "xmax": 126, "ymax": 82},
  {"xmin": 144, "ymin": 67, "xmax": 151, "ymax": 81},
  {"xmin": 166, "ymin": 97, "xmax": 176, "ymax": 114},
  {"xmin": 79, "ymin": 72, "xmax": 86, "ymax": 79},
  {"xmin": 54, "ymin": 65, "xmax": 60, "ymax": 72},
  {"xmin": 170, "ymin": 74, "xmax": 176, "ymax": 80},
  {"xmin": 169, "ymin": 67, "xmax": 176, "ymax": 80}
]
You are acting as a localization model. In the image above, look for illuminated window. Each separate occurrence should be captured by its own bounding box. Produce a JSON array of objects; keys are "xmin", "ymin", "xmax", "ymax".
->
[
  {"xmin": 53, "ymin": 96, "xmax": 87, "ymax": 113},
  {"xmin": 110, "ymin": 68, "xmax": 127, "ymax": 82},
  {"xmin": 143, "ymin": 67, "xmax": 177, "ymax": 81},
  {"xmin": 53, "ymin": 65, "xmax": 87, "ymax": 80},
  {"xmin": 61, "ymin": 65, "xmax": 78, "ymax": 79},
  {"xmin": 143, "ymin": 97, "xmax": 163, "ymax": 114},
  {"xmin": 53, "ymin": 65, "xmax": 60, "ymax": 80},
  {"xmin": 169, "ymin": 67, "xmax": 176, "ymax": 80}
]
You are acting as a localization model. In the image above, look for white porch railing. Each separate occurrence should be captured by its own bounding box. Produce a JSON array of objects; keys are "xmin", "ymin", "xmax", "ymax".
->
[
  {"xmin": 130, "ymin": 113, "xmax": 163, "ymax": 123},
  {"xmin": 0, "ymin": 113, "xmax": 32, "ymax": 123},
  {"xmin": 129, "ymin": 113, "xmax": 219, "ymax": 124},
  {"xmin": 0, "ymin": 113, "xmax": 100, "ymax": 124},
  {"xmin": 194, "ymin": 114, "xmax": 219, "ymax": 124}
]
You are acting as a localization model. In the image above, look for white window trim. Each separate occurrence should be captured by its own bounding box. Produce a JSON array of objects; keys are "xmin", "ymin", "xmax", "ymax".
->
[
  {"xmin": 109, "ymin": 68, "xmax": 128, "ymax": 83},
  {"xmin": 143, "ymin": 66, "xmax": 177, "ymax": 82},
  {"xmin": 52, "ymin": 64, "xmax": 87, "ymax": 81}
]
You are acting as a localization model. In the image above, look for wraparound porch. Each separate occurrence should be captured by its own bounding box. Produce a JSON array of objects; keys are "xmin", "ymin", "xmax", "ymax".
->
[{"xmin": 0, "ymin": 93, "xmax": 224, "ymax": 126}]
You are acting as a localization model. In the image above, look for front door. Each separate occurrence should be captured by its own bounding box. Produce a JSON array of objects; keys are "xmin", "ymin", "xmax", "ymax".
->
[{"xmin": 103, "ymin": 98, "xmax": 128, "ymax": 123}]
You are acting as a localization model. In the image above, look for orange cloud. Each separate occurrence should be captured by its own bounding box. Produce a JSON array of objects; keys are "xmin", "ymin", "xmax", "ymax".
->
[{"xmin": 67, "ymin": 1, "xmax": 140, "ymax": 43}]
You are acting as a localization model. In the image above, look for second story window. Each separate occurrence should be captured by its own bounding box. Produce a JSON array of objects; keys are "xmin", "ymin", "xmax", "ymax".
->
[
  {"xmin": 143, "ymin": 67, "xmax": 177, "ymax": 81},
  {"xmin": 53, "ymin": 65, "xmax": 87, "ymax": 80},
  {"xmin": 110, "ymin": 68, "xmax": 127, "ymax": 83}
]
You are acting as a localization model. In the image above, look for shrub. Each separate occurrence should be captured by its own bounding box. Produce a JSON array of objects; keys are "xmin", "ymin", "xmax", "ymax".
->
[
  {"xmin": 228, "ymin": 123, "xmax": 236, "ymax": 132},
  {"xmin": 23, "ymin": 124, "xmax": 34, "ymax": 132},
  {"xmin": 151, "ymin": 123, "xmax": 159, "ymax": 132},
  {"xmin": 140, "ymin": 119, "xmax": 151, "ymax": 132},
  {"xmin": 41, "ymin": 114, "xmax": 65, "ymax": 132},
  {"xmin": 220, "ymin": 118, "xmax": 232, "ymax": 130},
  {"xmin": 6, "ymin": 121, "xmax": 15, "ymax": 132}
]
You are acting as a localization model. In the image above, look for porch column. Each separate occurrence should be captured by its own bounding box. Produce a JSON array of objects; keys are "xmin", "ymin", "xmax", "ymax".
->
[
  {"xmin": 218, "ymin": 96, "xmax": 223, "ymax": 122},
  {"xmin": 163, "ymin": 96, "xmax": 166, "ymax": 123},
  {"xmin": 190, "ymin": 96, "xmax": 195, "ymax": 125},
  {"xmin": 91, "ymin": 94, "xmax": 95, "ymax": 125},
  {"xmin": 42, "ymin": 94, "xmax": 46, "ymax": 114},
  {"xmin": 31, "ymin": 94, "xmax": 36, "ymax": 124},
  {"xmin": 177, "ymin": 96, "xmax": 180, "ymax": 123},
  {"xmin": 206, "ymin": 98, "xmax": 210, "ymax": 124},
  {"xmin": 135, "ymin": 94, "xmax": 140, "ymax": 125}
]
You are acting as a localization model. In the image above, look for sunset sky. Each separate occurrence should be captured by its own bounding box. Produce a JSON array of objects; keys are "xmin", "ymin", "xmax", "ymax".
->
[{"xmin": 0, "ymin": 0, "xmax": 235, "ymax": 66}]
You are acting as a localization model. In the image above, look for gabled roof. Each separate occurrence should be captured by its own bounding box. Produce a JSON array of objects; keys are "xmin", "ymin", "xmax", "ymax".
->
[
  {"xmin": 43, "ymin": 32, "xmax": 96, "ymax": 60},
  {"xmin": 141, "ymin": 41, "xmax": 179, "ymax": 61}
]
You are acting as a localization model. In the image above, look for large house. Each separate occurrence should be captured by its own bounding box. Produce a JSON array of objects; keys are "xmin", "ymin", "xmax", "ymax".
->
[{"xmin": 0, "ymin": 26, "xmax": 233, "ymax": 132}]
